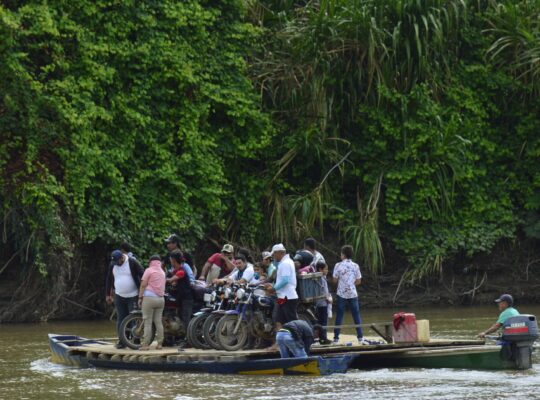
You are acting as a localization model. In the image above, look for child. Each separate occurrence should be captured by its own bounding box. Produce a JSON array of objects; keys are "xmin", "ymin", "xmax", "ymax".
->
[{"xmin": 315, "ymin": 261, "xmax": 332, "ymax": 345}]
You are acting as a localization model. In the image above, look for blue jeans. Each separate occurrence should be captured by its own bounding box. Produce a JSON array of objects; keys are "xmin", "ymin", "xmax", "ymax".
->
[
  {"xmin": 333, "ymin": 296, "xmax": 363, "ymax": 340},
  {"xmin": 276, "ymin": 331, "xmax": 307, "ymax": 358},
  {"xmin": 316, "ymin": 306, "xmax": 328, "ymax": 341}
]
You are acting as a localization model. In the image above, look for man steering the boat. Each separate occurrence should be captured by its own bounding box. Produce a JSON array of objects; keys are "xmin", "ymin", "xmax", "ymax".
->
[{"xmin": 477, "ymin": 293, "xmax": 520, "ymax": 338}]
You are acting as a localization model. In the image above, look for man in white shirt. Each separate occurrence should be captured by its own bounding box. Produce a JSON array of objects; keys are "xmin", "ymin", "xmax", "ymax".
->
[
  {"xmin": 105, "ymin": 249, "xmax": 144, "ymax": 348},
  {"xmin": 332, "ymin": 245, "xmax": 367, "ymax": 345},
  {"xmin": 215, "ymin": 254, "xmax": 254, "ymax": 285},
  {"xmin": 265, "ymin": 243, "xmax": 298, "ymax": 334}
]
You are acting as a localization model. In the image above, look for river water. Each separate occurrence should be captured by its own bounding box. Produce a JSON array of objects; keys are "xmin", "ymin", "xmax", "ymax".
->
[{"xmin": 1, "ymin": 305, "xmax": 539, "ymax": 400}]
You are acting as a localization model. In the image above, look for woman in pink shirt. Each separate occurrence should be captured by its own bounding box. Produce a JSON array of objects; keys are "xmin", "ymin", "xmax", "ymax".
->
[{"xmin": 138, "ymin": 255, "xmax": 166, "ymax": 350}]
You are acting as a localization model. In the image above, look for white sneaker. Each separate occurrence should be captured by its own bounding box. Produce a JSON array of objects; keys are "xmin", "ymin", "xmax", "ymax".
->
[
  {"xmin": 358, "ymin": 338, "xmax": 370, "ymax": 345},
  {"xmin": 332, "ymin": 338, "xmax": 339, "ymax": 345}
]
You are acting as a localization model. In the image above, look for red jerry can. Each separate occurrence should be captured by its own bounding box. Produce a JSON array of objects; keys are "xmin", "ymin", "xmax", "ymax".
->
[{"xmin": 392, "ymin": 312, "xmax": 418, "ymax": 343}]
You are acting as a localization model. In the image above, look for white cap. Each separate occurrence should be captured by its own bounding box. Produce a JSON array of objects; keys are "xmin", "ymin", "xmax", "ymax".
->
[{"xmin": 270, "ymin": 243, "xmax": 286, "ymax": 256}]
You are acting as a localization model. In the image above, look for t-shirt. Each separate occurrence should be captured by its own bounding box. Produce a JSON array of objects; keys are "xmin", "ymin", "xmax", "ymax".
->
[
  {"xmin": 497, "ymin": 307, "xmax": 520, "ymax": 324},
  {"xmin": 207, "ymin": 253, "xmax": 227, "ymax": 267},
  {"xmin": 141, "ymin": 266, "xmax": 166, "ymax": 297},
  {"xmin": 229, "ymin": 265, "xmax": 255, "ymax": 283},
  {"xmin": 113, "ymin": 257, "xmax": 138, "ymax": 298},
  {"xmin": 183, "ymin": 263, "xmax": 195, "ymax": 282},
  {"xmin": 315, "ymin": 277, "xmax": 330, "ymax": 308},
  {"xmin": 310, "ymin": 250, "xmax": 326, "ymax": 267},
  {"xmin": 267, "ymin": 263, "xmax": 277, "ymax": 282},
  {"xmin": 333, "ymin": 258, "xmax": 361, "ymax": 299},
  {"xmin": 275, "ymin": 254, "xmax": 298, "ymax": 300},
  {"xmin": 207, "ymin": 253, "xmax": 233, "ymax": 278}
]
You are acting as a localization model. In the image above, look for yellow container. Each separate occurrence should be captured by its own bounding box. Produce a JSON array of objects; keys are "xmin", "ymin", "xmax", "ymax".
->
[{"xmin": 416, "ymin": 319, "xmax": 430, "ymax": 342}]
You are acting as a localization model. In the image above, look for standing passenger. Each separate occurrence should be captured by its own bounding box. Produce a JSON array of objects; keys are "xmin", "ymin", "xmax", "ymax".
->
[
  {"xmin": 304, "ymin": 237, "xmax": 325, "ymax": 268},
  {"xmin": 167, "ymin": 250, "xmax": 193, "ymax": 331},
  {"xmin": 262, "ymin": 251, "xmax": 276, "ymax": 282},
  {"xmin": 315, "ymin": 261, "xmax": 332, "ymax": 345},
  {"xmin": 138, "ymin": 255, "xmax": 166, "ymax": 350},
  {"xmin": 164, "ymin": 234, "xmax": 196, "ymax": 277},
  {"xmin": 265, "ymin": 243, "xmax": 298, "ymax": 333},
  {"xmin": 332, "ymin": 245, "xmax": 368, "ymax": 345},
  {"xmin": 105, "ymin": 250, "xmax": 144, "ymax": 348}
]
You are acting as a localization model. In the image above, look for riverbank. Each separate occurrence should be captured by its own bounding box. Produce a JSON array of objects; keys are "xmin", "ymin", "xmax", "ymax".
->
[{"xmin": 1, "ymin": 238, "xmax": 538, "ymax": 323}]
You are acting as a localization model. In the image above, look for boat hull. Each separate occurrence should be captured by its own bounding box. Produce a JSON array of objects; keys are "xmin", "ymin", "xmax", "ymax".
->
[
  {"xmin": 48, "ymin": 334, "xmax": 351, "ymax": 375},
  {"xmin": 349, "ymin": 346, "xmax": 513, "ymax": 370}
]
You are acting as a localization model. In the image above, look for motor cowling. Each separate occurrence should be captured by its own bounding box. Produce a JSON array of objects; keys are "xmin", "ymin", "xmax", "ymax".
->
[
  {"xmin": 502, "ymin": 314, "xmax": 539, "ymax": 342},
  {"xmin": 501, "ymin": 314, "xmax": 538, "ymax": 370}
]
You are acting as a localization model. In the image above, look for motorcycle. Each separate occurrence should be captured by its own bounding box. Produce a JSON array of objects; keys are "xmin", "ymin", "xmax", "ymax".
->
[
  {"xmin": 119, "ymin": 281, "xmax": 210, "ymax": 349},
  {"xmin": 215, "ymin": 284, "xmax": 319, "ymax": 351},
  {"xmin": 202, "ymin": 284, "xmax": 238, "ymax": 350},
  {"xmin": 186, "ymin": 283, "xmax": 232, "ymax": 349}
]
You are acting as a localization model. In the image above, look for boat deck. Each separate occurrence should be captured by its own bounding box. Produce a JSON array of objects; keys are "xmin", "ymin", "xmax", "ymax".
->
[{"xmin": 62, "ymin": 335, "xmax": 485, "ymax": 362}]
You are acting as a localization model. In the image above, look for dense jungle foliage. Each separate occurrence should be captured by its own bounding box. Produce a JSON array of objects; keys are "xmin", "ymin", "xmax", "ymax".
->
[{"xmin": 0, "ymin": 0, "xmax": 539, "ymax": 320}]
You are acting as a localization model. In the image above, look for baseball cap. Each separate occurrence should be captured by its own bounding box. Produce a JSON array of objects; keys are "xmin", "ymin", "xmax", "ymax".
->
[
  {"xmin": 495, "ymin": 294, "xmax": 513, "ymax": 306},
  {"xmin": 270, "ymin": 243, "xmax": 286, "ymax": 256},
  {"xmin": 221, "ymin": 244, "xmax": 234, "ymax": 254},
  {"xmin": 111, "ymin": 250, "xmax": 123, "ymax": 262},
  {"xmin": 261, "ymin": 251, "xmax": 272, "ymax": 260},
  {"xmin": 165, "ymin": 234, "xmax": 181, "ymax": 245}
]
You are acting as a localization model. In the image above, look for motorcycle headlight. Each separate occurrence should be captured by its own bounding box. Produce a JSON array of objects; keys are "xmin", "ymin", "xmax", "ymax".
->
[
  {"xmin": 211, "ymin": 291, "xmax": 216, "ymax": 301},
  {"xmin": 236, "ymin": 288, "xmax": 245, "ymax": 300},
  {"xmin": 224, "ymin": 287, "xmax": 232, "ymax": 298}
]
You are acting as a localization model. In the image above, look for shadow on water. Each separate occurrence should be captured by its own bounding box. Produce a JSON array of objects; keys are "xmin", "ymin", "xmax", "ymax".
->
[{"xmin": 2, "ymin": 305, "xmax": 540, "ymax": 400}]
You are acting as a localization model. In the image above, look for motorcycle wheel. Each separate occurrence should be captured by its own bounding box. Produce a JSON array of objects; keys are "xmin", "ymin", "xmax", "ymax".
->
[
  {"xmin": 202, "ymin": 314, "xmax": 223, "ymax": 350},
  {"xmin": 187, "ymin": 313, "xmax": 210, "ymax": 349},
  {"xmin": 298, "ymin": 312, "xmax": 316, "ymax": 327},
  {"xmin": 215, "ymin": 314, "xmax": 249, "ymax": 351},
  {"xmin": 119, "ymin": 313, "xmax": 155, "ymax": 350}
]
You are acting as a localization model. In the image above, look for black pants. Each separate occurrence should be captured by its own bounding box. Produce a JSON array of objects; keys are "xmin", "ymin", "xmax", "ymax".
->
[
  {"xmin": 114, "ymin": 294, "xmax": 138, "ymax": 336},
  {"xmin": 177, "ymin": 297, "xmax": 194, "ymax": 330},
  {"xmin": 273, "ymin": 298, "xmax": 299, "ymax": 324},
  {"xmin": 317, "ymin": 305, "xmax": 328, "ymax": 341}
]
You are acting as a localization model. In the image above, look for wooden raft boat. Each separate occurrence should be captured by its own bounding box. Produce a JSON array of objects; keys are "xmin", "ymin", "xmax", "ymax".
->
[
  {"xmin": 48, "ymin": 334, "xmax": 352, "ymax": 376},
  {"xmin": 48, "ymin": 333, "xmax": 521, "ymax": 374}
]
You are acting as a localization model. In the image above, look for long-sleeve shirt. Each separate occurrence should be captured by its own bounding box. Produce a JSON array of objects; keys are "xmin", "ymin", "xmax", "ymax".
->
[{"xmin": 282, "ymin": 320, "xmax": 315, "ymax": 354}]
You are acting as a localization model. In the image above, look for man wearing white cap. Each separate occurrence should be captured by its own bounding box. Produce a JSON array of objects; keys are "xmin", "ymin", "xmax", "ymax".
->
[{"xmin": 265, "ymin": 243, "xmax": 298, "ymax": 334}]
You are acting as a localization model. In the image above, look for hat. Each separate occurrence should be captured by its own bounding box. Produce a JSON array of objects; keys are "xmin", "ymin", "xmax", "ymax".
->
[
  {"xmin": 270, "ymin": 243, "xmax": 286, "ymax": 256},
  {"xmin": 221, "ymin": 244, "xmax": 234, "ymax": 254},
  {"xmin": 261, "ymin": 251, "xmax": 272, "ymax": 260},
  {"xmin": 165, "ymin": 234, "xmax": 181, "ymax": 245},
  {"xmin": 495, "ymin": 294, "xmax": 513, "ymax": 306},
  {"xmin": 111, "ymin": 250, "xmax": 123, "ymax": 262}
]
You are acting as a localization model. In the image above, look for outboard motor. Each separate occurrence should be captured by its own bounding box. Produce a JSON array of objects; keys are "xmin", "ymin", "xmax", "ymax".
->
[{"xmin": 501, "ymin": 314, "xmax": 539, "ymax": 369}]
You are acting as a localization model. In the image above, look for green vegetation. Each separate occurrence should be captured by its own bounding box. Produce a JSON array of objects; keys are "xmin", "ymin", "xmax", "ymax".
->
[{"xmin": 0, "ymin": 0, "xmax": 539, "ymax": 320}]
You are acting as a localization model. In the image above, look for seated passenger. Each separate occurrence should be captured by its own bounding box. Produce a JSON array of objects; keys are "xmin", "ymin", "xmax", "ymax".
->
[
  {"xmin": 478, "ymin": 294, "xmax": 520, "ymax": 338},
  {"xmin": 198, "ymin": 244, "xmax": 235, "ymax": 284},
  {"xmin": 214, "ymin": 254, "xmax": 254, "ymax": 285},
  {"xmin": 250, "ymin": 262, "xmax": 267, "ymax": 285}
]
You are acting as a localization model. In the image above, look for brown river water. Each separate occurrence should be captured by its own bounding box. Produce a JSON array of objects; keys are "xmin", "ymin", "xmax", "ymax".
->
[{"xmin": 1, "ymin": 305, "xmax": 540, "ymax": 400}]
